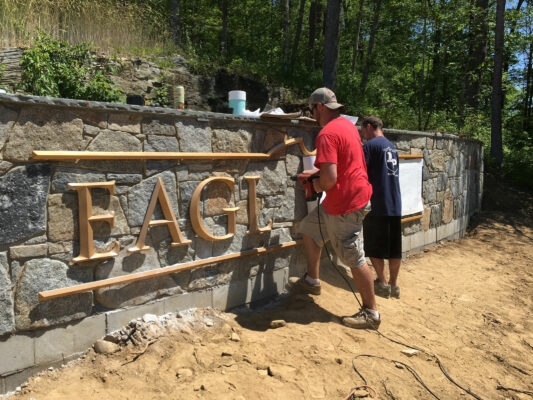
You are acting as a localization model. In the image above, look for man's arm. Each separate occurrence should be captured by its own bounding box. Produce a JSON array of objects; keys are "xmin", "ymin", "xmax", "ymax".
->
[{"xmin": 313, "ymin": 162, "xmax": 337, "ymax": 192}]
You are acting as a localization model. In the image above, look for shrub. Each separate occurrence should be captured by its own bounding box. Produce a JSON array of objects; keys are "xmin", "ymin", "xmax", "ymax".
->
[{"xmin": 19, "ymin": 31, "xmax": 122, "ymax": 102}]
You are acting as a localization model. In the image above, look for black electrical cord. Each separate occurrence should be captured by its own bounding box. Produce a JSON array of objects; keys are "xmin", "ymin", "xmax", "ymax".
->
[{"xmin": 315, "ymin": 197, "xmax": 485, "ymax": 400}]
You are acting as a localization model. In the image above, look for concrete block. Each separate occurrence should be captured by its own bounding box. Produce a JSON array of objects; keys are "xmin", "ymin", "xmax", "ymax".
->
[
  {"xmin": 35, "ymin": 315, "xmax": 104, "ymax": 364},
  {"xmin": 106, "ymin": 300, "xmax": 165, "ymax": 333},
  {"xmin": 248, "ymin": 267, "xmax": 287, "ymax": 305},
  {"xmin": 436, "ymin": 224, "xmax": 445, "ymax": 241},
  {"xmin": 410, "ymin": 231, "xmax": 425, "ymax": 252},
  {"xmin": 437, "ymin": 222, "xmax": 453, "ymax": 241},
  {"xmin": 213, "ymin": 279, "xmax": 248, "ymax": 311},
  {"xmin": 401, "ymin": 235, "xmax": 410, "ymax": 253},
  {"xmin": 3, "ymin": 354, "xmax": 81, "ymax": 394},
  {"xmin": 3, "ymin": 364, "xmax": 41, "ymax": 394},
  {"xmin": 71, "ymin": 313, "xmax": 106, "ymax": 354},
  {"xmin": 163, "ymin": 290, "xmax": 213, "ymax": 314},
  {"xmin": 424, "ymin": 228, "xmax": 437, "ymax": 246},
  {"xmin": 451, "ymin": 219, "xmax": 459, "ymax": 236},
  {"xmin": 0, "ymin": 334, "xmax": 34, "ymax": 375},
  {"xmin": 35, "ymin": 326, "xmax": 73, "ymax": 364}
]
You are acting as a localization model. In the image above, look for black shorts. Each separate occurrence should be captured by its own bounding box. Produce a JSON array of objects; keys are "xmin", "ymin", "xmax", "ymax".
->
[{"xmin": 363, "ymin": 215, "xmax": 402, "ymax": 259}]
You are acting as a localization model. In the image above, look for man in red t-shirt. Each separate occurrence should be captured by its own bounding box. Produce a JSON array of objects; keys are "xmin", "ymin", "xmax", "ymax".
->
[{"xmin": 289, "ymin": 87, "xmax": 380, "ymax": 329}]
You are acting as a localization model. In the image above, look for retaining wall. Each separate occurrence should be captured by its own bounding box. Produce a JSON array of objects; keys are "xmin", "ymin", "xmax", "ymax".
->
[{"xmin": 0, "ymin": 94, "xmax": 483, "ymax": 394}]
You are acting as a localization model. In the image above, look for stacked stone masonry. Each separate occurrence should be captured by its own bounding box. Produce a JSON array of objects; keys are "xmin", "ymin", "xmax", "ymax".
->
[{"xmin": 0, "ymin": 94, "xmax": 483, "ymax": 394}]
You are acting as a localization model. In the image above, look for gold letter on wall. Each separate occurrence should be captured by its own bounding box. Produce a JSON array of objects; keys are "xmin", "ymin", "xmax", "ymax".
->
[
  {"xmin": 129, "ymin": 177, "xmax": 191, "ymax": 253},
  {"xmin": 190, "ymin": 176, "xmax": 239, "ymax": 241},
  {"xmin": 244, "ymin": 176, "xmax": 272, "ymax": 234},
  {"xmin": 69, "ymin": 181, "xmax": 120, "ymax": 264}
]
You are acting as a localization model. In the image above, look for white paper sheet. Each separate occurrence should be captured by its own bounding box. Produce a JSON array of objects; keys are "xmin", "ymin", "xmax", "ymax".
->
[
  {"xmin": 340, "ymin": 114, "xmax": 358, "ymax": 125},
  {"xmin": 399, "ymin": 159, "xmax": 424, "ymax": 216}
]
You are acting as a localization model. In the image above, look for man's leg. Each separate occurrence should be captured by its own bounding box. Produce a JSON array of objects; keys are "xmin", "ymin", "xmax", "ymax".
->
[
  {"xmin": 288, "ymin": 232, "xmax": 323, "ymax": 295},
  {"xmin": 370, "ymin": 257, "xmax": 387, "ymax": 284},
  {"xmin": 370, "ymin": 256, "xmax": 391, "ymax": 298},
  {"xmin": 350, "ymin": 262, "xmax": 376, "ymax": 310},
  {"xmin": 302, "ymin": 233, "xmax": 322, "ymax": 279},
  {"xmin": 389, "ymin": 258, "xmax": 401, "ymax": 286}
]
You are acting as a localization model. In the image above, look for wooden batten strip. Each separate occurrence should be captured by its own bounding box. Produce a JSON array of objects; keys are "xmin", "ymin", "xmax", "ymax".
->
[
  {"xmin": 401, "ymin": 214, "xmax": 423, "ymax": 223},
  {"xmin": 33, "ymin": 151, "xmax": 270, "ymax": 160},
  {"xmin": 33, "ymin": 136, "xmax": 318, "ymax": 161},
  {"xmin": 398, "ymin": 154, "xmax": 424, "ymax": 159},
  {"xmin": 38, "ymin": 240, "xmax": 302, "ymax": 301}
]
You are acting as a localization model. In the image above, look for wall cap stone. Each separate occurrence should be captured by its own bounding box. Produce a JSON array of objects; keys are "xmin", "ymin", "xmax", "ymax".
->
[
  {"xmin": 0, "ymin": 94, "xmax": 482, "ymax": 143},
  {"xmin": 0, "ymin": 93, "xmax": 314, "ymax": 128}
]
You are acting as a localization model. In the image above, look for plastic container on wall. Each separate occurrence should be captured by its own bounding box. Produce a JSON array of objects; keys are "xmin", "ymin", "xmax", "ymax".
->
[
  {"xmin": 174, "ymin": 85, "xmax": 185, "ymax": 109},
  {"xmin": 228, "ymin": 90, "xmax": 246, "ymax": 115}
]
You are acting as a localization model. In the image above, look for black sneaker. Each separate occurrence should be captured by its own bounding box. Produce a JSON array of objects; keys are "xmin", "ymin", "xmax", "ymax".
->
[
  {"xmin": 288, "ymin": 273, "xmax": 321, "ymax": 295},
  {"xmin": 342, "ymin": 307, "xmax": 381, "ymax": 329},
  {"xmin": 374, "ymin": 278, "xmax": 391, "ymax": 298}
]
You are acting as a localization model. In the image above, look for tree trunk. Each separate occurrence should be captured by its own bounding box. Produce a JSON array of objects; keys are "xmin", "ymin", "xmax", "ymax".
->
[
  {"xmin": 291, "ymin": 0, "xmax": 307, "ymax": 71},
  {"xmin": 524, "ymin": 39, "xmax": 532, "ymax": 132},
  {"xmin": 418, "ymin": 0, "xmax": 428, "ymax": 131},
  {"xmin": 351, "ymin": 0, "xmax": 364, "ymax": 74},
  {"xmin": 360, "ymin": 0, "xmax": 382, "ymax": 95},
  {"xmin": 220, "ymin": 0, "xmax": 228, "ymax": 57},
  {"xmin": 307, "ymin": 0, "xmax": 318, "ymax": 71},
  {"xmin": 490, "ymin": 0, "xmax": 506, "ymax": 168},
  {"xmin": 462, "ymin": 0, "xmax": 489, "ymax": 111},
  {"xmin": 283, "ymin": 0, "xmax": 290, "ymax": 73},
  {"xmin": 425, "ymin": 16, "xmax": 442, "ymax": 130},
  {"xmin": 170, "ymin": 0, "xmax": 181, "ymax": 46},
  {"xmin": 323, "ymin": 0, "xmax": 342, "ymax": 90},
  {"xmin": 315, "ymin": 0, "xmax": 324, "ymax": 70}
]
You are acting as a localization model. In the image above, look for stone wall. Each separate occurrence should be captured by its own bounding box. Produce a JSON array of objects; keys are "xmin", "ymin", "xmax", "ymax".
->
[
  {"xmin": 385, "ymin": 129, "xmax": 483, "ymax": 255},
  {"xmin": 0, "ymin": 48, "xmax": 23, "ymax": 88},
  {"xmin": 0, "ymin": 93, "xmax": 483, "ymax": 394}
]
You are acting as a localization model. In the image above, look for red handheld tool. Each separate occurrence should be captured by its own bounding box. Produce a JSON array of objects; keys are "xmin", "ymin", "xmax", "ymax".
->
[{"xmin": 291, "ymin": 172, "xmax": 321, "ymax": 201}]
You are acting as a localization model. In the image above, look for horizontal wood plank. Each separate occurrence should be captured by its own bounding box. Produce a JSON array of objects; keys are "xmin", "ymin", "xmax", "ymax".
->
[{"xmin": 39, "ymin": 240, "xmax": 302, "ymax": 301}]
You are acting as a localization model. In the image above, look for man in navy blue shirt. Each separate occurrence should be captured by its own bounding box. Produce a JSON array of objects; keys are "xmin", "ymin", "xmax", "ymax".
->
[{"xmin": 361, "ymin": 116, "xmax": 402, "ymax": 299}]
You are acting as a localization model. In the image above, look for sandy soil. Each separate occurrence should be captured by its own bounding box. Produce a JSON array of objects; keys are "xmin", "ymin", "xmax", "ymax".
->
[{"xmin": 7, "ymin": 175, "xmax": 533, "ymax": 400}]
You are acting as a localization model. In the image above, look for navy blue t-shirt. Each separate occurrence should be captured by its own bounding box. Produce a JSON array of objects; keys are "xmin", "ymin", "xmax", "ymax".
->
[{"xmin": 363, "ymin": 136, "xmax": 402, "ymax": 216}]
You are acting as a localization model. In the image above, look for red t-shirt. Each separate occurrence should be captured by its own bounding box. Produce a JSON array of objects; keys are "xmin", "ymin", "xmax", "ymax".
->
[{"xmin": 314, "ymin": 117, "xmax": 372, "ymax": 215}]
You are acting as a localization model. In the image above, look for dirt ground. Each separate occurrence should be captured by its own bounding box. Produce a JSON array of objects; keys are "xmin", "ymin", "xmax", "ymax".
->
[{"xmin": 7, "ymin": 175, "xmax": 533, "ymax": 400}]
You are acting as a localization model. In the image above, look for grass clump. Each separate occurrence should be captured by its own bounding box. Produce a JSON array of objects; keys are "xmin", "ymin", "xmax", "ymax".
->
[{"xmin": 0, "ymin": 0, "xmax": 174, "ymax": 55}]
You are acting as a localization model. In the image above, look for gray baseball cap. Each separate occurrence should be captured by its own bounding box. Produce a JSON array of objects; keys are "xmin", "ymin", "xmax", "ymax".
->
[{"xmin": 308, "ymin": 87, "xmax": 344, "ymax": 110}]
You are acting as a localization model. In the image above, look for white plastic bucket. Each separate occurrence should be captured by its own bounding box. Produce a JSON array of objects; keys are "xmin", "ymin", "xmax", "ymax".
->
[{"xmin": 228, "ymin": 90, "xmax": 246, "ymax": 115}]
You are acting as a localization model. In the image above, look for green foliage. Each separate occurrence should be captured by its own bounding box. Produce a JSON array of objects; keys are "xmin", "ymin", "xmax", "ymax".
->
[
  {"xmin": 503, "ymin": 142, "xmax": 533, "ymax": 187},
  {"xmin": 19, "ymin": 31, "xmax": 122, "ymax": 102}
]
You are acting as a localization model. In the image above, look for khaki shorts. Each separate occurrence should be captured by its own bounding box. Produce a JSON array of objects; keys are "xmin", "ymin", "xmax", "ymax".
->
[{"xmin": 298, "ymin": 202, "xmax": 371, "ymax": 268}]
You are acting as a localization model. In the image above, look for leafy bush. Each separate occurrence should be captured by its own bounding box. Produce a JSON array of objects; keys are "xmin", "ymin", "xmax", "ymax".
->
[{"xmin": 19, "ymin": 31, "xmax": 122, "ymax": 102}]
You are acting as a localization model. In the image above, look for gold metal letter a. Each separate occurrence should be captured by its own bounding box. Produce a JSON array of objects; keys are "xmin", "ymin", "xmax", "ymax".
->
[{"xmin": 129, "ymin": 178, "xmax": 191, "ymax": 253}]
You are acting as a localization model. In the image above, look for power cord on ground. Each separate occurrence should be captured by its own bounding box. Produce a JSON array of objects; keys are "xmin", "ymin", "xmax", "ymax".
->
[{"xmin": 315, "ymin": 198, "xmax": 485, "ymax": 400}]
